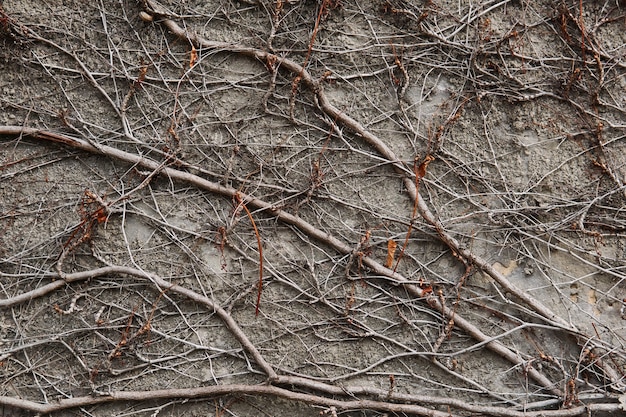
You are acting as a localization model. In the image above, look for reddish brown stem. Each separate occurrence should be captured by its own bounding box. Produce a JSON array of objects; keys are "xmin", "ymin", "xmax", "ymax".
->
[{"xmin": 235, "ymin": 192, "xmax": 264, "ymax": 316}]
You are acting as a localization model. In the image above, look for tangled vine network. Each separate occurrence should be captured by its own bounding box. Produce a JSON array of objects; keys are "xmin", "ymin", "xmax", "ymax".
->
[{"xmin": 1, "ymin": 0, "xmax": 625, "ymax": 416}]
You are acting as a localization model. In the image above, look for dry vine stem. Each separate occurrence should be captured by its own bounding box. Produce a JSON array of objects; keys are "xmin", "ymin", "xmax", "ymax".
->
[
  {"xmin": 0, "ymin": 212, "xmax": 622, "ymax": 417},
  {"xmin": 140, "ymin": 0, "xmax": 624, "ymax": 391},
  {"xmin": 0, "ymin": 124, "xmax": 561, "ymax": 397},
  {"xmin": 0, "ymin": 384, "xmax": 620, "ymax": 417},
  {"xmin": 142, "ymin": 0, "xmax": 574, "ymax": 329},
  {"xmin": 233, "ymin": 191, "xmax": 264, "ymax": 316},
  {"xmin": 2, "ymin": 0, "xmax": 625, "ymax": 416}
]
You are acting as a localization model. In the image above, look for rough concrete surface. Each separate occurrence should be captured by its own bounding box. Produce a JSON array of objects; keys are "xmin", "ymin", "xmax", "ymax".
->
[{"xmin": 1, "ymin": 0, "xmax": 625, "ymax": 416}]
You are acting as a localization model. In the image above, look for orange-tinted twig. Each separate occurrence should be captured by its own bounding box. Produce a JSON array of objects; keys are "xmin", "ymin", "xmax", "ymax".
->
[
  {"xmin": 189, "ymin": 44, "xmax": 198, "ymax": 68},
  {"xmin": 109, "ymin": 305, "xmax": 139, "ymax": 360},
  {"xmin": 139, "ymin": 286, "xmax": 170, "ymax": 337},
  {"xmin": 384, "ymin": 239, "xmax": 397, "ymax": 268},
  {"xmin": 215, "ymin": 226, "xmax": 228, "ymax": 270},
  {"xmin": 290, "ymin": 0, "xmax": 340, "ymax": 119},
  {"xmin": 235, "ymin": 192, "xmax": 264, "ymax": 316},
  {"xmin": 389, "ymin": 42, "xmax": 408, "ymax": 100},
  {"xmin": 61, "ymin": 190, "xmax": 109, "ymax": 256},
  {"xmin": 579, "ymin": 0, "xmax": 586, "ymax": 65},
  {"xmin": 393, "ymin": 155, "xmax": 434, "ymax": 272}
]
